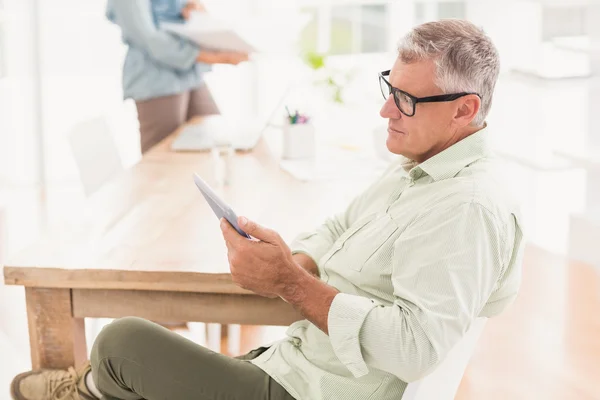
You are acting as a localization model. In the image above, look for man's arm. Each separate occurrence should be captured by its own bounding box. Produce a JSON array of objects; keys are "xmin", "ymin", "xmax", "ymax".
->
[
  {"xmin": 279, "ymin": 265, "xmax": 338, "ymax": 334},
  {"xmin": 221, "ymin": 200, "xmax": 519, "ymax": 382},
  {"xmin": 282, "ymin": 202, "xmax": 520, "ymax": 382}
]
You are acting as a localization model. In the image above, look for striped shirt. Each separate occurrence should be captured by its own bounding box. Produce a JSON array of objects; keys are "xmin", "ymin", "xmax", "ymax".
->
[{"xmin": 250, "ymin": 127, "xmax": 525, "ymax": 399}]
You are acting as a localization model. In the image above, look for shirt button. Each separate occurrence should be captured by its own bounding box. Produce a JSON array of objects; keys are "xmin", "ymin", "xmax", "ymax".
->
[{"xmin": 292, "ymin": 338, "xmax": 302, "ymax": 347}]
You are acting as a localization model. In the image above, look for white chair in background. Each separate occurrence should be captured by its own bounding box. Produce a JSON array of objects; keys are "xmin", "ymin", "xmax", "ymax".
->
[
  {"xmin": 67, "ymin": 116, "xmax": 124, "ymax": 197},
  {"xmin": 402, "ymin": 318, "xmax": 488, "ymax": 400},
  {"xmin": 67, "ymin": 117, "xmax": 215, "ymax": 351},
  {"xmin": 67, "ymin": 116, "xmax": 126, "ymax": 353}
]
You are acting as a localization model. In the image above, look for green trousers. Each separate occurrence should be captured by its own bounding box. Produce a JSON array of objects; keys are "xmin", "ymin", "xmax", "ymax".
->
[{"xmin": 90, "ymin": 317, "xmax": 295, "ymax": 400}]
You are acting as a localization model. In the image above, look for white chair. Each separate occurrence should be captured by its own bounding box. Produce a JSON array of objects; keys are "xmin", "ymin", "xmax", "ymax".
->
[
  {"xmin": 402, "ymin": 318, "xmax": 488, "ymax": 400},
  {"xmin": 67, "ymin": 117, "xmax": 125, "ymax": 353},
  {"xmin": 67, "ymin": 116, "xmax": 124, "ymax": 197},
  {"xmin": 67, "ymin": 117, "xmax": 216, "ymax": 350}
]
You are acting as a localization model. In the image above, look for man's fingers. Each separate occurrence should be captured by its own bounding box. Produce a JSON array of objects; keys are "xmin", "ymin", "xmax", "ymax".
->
[
  {"xmin": 221, "ymin": 218, "xmax": 249, "ymax": 268},
  {"xmin": 220, "ymin": 218, "xmax": 248, "ymax": 246},
  {"xmin": 238, "ymin": 217, "xmax": 279, "ymax": 244}
]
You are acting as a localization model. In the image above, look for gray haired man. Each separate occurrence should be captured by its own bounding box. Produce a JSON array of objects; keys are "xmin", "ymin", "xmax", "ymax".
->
[{"xmin": 11, "ymin": 19, "xmax": 523, "ymax": 400}]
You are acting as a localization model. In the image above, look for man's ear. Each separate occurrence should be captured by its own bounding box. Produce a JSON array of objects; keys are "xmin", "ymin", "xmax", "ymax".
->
[{"xmin": 454, "ymin": 95, "xmax": 481, "ymax": 127}]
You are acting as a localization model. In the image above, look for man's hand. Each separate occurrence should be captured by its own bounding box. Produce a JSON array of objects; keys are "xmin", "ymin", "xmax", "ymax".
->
[
  {"xmin": 220, "ymin": 216, "xmax": 339, "ymax": 334},
  {"xmin": 182, "ymin": 1, "xmax": 206, "ymax": 20},
  {"xmin": 220, "ymin": 217, "xmax": 302, "ymax": 298},
  {"xmin": 196, "ymin": 51, "xmax": 249, "ymax": 65}
]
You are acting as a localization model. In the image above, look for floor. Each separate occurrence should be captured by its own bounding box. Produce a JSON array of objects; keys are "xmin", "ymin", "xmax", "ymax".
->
[{"xmin": 454, "ymin": 247, "xmax": 600, "ymax": 400}]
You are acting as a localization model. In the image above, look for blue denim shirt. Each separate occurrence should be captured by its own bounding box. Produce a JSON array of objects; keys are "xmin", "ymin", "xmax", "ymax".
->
[{"xmin": 106, "ymin": 0, "xmax": 211, "ymax": 101}]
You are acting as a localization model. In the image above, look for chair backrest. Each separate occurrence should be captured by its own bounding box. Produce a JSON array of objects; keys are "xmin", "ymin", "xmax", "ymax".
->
[
  {"xmin": 68, "ymin": 117, "xmax": 124, "ymax": 196},
  {"xmin": 402, "ymin": 318, "xmax": 488, "ymax": 400}
]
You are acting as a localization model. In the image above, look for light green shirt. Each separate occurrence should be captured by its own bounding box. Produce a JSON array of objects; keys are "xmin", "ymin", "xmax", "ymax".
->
[{"xmin": 250, "ymin": 127, "xmax": 525, "ymax": 400}]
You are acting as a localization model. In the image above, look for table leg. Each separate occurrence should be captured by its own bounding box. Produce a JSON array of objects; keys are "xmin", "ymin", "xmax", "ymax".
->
[{"xmin": 25, "ymin": 288, "xmax": 87, "ymax": 369}]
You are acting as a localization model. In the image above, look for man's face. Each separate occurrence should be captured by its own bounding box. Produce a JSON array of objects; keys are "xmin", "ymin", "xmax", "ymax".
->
[{"xmin": 379, "ymin": 58, "xmax": 459, "ymax": 162}]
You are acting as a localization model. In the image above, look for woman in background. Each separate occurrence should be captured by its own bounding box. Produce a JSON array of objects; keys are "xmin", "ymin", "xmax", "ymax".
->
[{"xmin": 107, "ymin": 0, "xmax": 248, "ymax": 153}]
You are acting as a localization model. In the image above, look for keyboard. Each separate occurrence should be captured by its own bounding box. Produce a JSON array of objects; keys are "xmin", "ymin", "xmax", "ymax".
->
[{"xmin": 171, "ymin": 116, "xmax": 265, "ymax": 152}]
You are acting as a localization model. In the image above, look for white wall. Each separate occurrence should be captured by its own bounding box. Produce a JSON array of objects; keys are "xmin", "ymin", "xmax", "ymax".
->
[
  {"xmin": 0, "ymin": 0, "xmax": 140, "ymax": 187},
  {"xmin": 0, "ymin": 0, "xmax": 38, "ymax": 186},
  {"xmin": 39, "ymin": 0, "xmax": 136, "ymax": 184}
]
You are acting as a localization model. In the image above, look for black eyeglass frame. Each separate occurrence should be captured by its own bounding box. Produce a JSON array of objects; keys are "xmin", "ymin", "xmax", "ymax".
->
[{"xmin": 378, "ymin": 70, "xmax": 480, "ymax": 117}]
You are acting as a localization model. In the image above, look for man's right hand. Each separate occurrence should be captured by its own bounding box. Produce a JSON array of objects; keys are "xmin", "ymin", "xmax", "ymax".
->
[{"xmin": 196, "ymin": 51, "xmax": 249, "ymax": 65}]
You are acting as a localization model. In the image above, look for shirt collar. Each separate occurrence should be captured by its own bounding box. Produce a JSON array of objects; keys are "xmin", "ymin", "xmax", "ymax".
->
[{"xmin": 400, "ymin": 125, "xmax": 492, "ymax": 181}]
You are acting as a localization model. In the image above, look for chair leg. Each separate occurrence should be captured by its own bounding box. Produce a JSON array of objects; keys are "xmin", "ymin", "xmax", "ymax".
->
[
  {"xmin": 227, "ymin": 324, "xmax": 241, "ymax": 356},
  {"xmin": 207, "ymin": 323, "xmax": 221, "ymax": 353},
  {"xmin": 187, "ymin": 322, "xmax": 207, "ymax": 346}
]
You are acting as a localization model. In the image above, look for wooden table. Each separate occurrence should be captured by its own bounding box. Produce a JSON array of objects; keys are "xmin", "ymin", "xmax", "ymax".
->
[{"xmin": 2, "ymin": 122, "xmax": 369, "ymax": 370}]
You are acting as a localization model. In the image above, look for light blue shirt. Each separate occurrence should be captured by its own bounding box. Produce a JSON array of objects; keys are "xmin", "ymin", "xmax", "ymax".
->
[{"xmin": 106, "ymin": 0, "xmax": 211, "ymax": 101}]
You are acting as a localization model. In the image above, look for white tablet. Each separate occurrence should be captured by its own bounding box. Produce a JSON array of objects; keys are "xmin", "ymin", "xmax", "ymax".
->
[{"xmin": 193, "ymin": 173, "xmax": 251, "ymax": 239}]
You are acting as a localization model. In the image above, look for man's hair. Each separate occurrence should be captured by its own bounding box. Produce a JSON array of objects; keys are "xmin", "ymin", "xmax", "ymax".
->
[{"xmin": 397, "ymin": 19, "xmax": 500, "ymax": 126}]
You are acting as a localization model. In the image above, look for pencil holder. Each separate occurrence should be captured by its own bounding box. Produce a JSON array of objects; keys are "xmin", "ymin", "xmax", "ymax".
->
[{"xmin": 282, "ymin": 119, "xmax": 315, "ymax": 159}]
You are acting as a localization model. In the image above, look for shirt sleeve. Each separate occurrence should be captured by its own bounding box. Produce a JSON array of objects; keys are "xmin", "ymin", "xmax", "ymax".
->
[
  {"xmin": 328, "ymin": 201, "xmax": 517, "ymax": 382},
  {"xmin": 110, "ymin": 0, "xmax": 200, "ymax": 71}
]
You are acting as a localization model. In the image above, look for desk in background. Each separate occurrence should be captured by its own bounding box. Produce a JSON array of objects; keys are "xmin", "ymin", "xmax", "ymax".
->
[{"xmin": 2, "ymin": 119, "xmax": 373, "ymax": 370}]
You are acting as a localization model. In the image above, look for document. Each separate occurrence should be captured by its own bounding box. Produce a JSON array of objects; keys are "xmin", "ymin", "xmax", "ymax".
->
[{"xmin": 162, "ymin": 13, "xmax": 257, "ymax": 54}]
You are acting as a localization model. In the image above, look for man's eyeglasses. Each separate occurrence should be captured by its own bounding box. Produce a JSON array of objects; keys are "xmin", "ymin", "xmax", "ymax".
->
[{"xmin": 378, "ymin": 70, "xmax": 479, "ymax": 117}]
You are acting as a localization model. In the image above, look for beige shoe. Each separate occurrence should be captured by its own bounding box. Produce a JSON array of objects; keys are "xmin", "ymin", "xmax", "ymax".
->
[{"xmin": 10, "ymin": 361, "xmax": 97, "ymax": 400}]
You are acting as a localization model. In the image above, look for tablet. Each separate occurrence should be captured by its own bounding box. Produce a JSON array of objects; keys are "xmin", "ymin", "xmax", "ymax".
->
[{"xmin": 193, "ymin": 173, "xmax": 251, "ymax": 239}]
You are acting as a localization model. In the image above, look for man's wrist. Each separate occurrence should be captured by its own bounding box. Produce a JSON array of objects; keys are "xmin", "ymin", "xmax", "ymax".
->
[
  {"xmin": 277, "ymin": 260, "xmax": 338, "ymax": 335},
  {"xmin": 278, "ymin": 262, "xmax": 312, "ymax": 304}
]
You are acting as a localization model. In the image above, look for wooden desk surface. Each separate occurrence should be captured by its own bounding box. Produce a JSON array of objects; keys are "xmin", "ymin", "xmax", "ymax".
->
[{"xmin": 3, "ymin": 121, "xmax": 368, "ymax": 294}]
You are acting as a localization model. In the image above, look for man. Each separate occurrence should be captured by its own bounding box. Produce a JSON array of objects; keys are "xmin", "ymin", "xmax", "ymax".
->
[{"xmin": 11, "ymin": 19, "xmax": 524, "ymax": 400}]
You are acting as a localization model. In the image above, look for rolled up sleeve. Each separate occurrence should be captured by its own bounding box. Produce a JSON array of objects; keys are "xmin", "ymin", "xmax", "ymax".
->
[{"xmin": 327, "ymin": 293, "xmax": 381, "ymax": 377}]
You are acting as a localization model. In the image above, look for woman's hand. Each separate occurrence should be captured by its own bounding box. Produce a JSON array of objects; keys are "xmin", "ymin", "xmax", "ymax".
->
[
  {"xmin": 182, "ymin": 1, "xmax": 206, "ymax": 20},
  {"xmin": 196, "ymin": 51, "xmax": 249, "ymax": 65}
]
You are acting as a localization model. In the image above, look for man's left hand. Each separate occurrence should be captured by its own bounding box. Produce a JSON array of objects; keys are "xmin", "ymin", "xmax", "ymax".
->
[{"xmin": 220, "ymin": 216, "xmax": 300, "ymax": 298}]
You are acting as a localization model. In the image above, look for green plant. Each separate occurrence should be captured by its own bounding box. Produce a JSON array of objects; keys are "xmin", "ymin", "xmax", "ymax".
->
[
  {"xmin": 304, "ymin": 51, "xmax": 326, "ymax": 70},
  {"xmin": 301, "ymin": 51, "xmax": 345, "ymax": 104}
]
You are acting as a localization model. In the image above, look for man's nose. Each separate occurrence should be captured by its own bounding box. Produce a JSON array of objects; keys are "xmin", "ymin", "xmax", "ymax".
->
[{"xmin": 380, "ymin": 96, "xmax": 401, "ymax": 119}]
